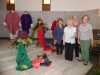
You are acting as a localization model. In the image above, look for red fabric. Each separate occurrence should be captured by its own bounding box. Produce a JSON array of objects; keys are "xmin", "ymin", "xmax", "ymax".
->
[
  {"xmin": 51, "ymin": 20, "xmax": 57, "ymax": 32},
  {"xmin": 37, "ymin": 24, "xmax": 53, "ymax": 52},
  {"xmin": 37, "ymin": 25, "xmax": 47, "ymax": 50},
  {"xmin": 5, "ymin": 12, "xmax": 19, "ymax": 34},
  {"xmin": 32, "ymin": 58, "xmax": 44, "ymax": 69},
  {"xmin": 43, "ymin": 48, "xmax": 53, "ymax": 54},
  {"xmin": 20, "ymin": 32, "xmax": 28, "ymax": 39}
]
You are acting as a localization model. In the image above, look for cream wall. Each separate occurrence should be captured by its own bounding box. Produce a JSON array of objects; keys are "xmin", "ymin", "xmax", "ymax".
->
[
  {"xmin": 85, "ymin": 0, "xmax": 100, "ymax": 10},
  {"xmin": 51, "ymin": 0, "xmax": 100, "ymax": 11},
  {"xmin": 15, "ymin": 0, "xmax": 42, "ymax": 11},
  {"xmin": 51, "ymin": 0, "xmax": 83, "ymax": 11},
  {"xmin": 15, "ymin": 0, "xmax": 100, "ymax": 11}
]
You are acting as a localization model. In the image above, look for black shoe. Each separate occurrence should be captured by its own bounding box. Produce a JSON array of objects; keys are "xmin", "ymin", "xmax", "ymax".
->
[
  {"xmin": 65, "ymin": 58, "xmax": 73, "ymax": 61},
  {"xmin": 83, "ymin": 62, "xmax": 88, "ymax": 65},
  {"xmin": 56, "ymin": 52, "xmax": 60, "ymax": 55}
]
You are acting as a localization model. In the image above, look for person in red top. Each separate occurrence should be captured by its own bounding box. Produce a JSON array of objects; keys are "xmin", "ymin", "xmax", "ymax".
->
[
  {"xmin": 4, "ymin": 10, "xmax": 20, "ymax": 39},
  {"xmin": 51, "ymin": 20, "xmax": 57, "ymax": 34},
  {"xmin": 32, "ymin": 18, "xmax": 53, "ymax": 53},
  {"xmin": 37, "ymin": 22, "xmax": 46, "ymax": 50},
  {"xmin": 51, "ymin": 18, "xmax": 63, "ymax": 50},
  {"xmin": 51, "ymin": 18, "xmax": 62, "ymax": 36},
  {"xmin": 51, "ymin": 19, "xmax": 57, "ymax": 48}
]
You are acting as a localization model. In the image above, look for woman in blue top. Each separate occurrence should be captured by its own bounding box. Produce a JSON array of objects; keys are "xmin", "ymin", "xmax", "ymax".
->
[{"xmin": 54, "ymin": 18, "xmax": 64, "ymax": 55}]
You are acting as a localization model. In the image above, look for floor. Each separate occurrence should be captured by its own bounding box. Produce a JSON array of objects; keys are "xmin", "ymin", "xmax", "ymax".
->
[{"xmin": 0, "ymin": 40, "xmax": 92, "ymax": 75}]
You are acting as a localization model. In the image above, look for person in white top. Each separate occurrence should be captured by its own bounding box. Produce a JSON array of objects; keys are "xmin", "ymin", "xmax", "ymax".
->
[{"xmin": 63, "ymin": 16, "xmax": 77, "ymax": 61}]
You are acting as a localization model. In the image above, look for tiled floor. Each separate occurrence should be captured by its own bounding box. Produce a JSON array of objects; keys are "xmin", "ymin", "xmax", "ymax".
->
[{"xmin": 0, "ymin": 40, "xmax": 92, "ymax": 75}]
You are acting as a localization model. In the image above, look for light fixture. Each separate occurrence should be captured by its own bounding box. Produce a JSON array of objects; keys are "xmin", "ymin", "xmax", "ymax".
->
[
  {"xmin": 10, "ymin": 0, "xmax": 15, "ymax": 4},
  {"xmin": 43, "ymin": 0, "xmax": 51, "ymax": 4},
  {"xmin": 42, "ymin": 0, "xmax": 51, "ymax": 11},
  {"xmin": 6, "ymin": 0, "xmax": 15, "ymax": 10}
]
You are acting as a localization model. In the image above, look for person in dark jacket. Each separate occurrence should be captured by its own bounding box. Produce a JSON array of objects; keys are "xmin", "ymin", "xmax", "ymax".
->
[
  {"xmin": 21, "ymin": 11, "xmax": 33, "ymax": 34},
  {"xmin": 54, "ymin": 18, "xmax": 64, "ymax": 55}
]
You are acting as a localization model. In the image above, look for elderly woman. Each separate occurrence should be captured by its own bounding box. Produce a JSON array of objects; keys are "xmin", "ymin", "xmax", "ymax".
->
[{"xmin": 78, "ymin": 15, "xmax": 93, "ymax": 65}]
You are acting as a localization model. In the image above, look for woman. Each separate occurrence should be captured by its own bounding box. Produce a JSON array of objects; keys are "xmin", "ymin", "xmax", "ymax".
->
[
  {"xmin": 63, "ymin": 16, "xmax": 77, "ymax": 61},
  {"xmin": 54, "ymin": 18, "xmax": 64, "ymax": 55},
  {"xmin": 78, "ymin": 15, "xmax": 93, "ymax": 65},
  {"xmin": 4, "ymin": 10, "xmax": 20, "ymax": 39},
  {"xmin": 33, "ymin": 18, "xmax": 53, "ymax": 52}
]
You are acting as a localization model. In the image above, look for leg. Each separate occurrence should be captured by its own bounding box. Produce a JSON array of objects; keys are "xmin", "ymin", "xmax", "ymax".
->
[
  {"xmin": 56, "ymin": 43, "xmax": 60, "ymax": 54},
  {"xmin": 68, "ymin": 44, "xmax": 74, "ymax": 61},
  {"xmin": 38, "ymin": 36, "xmax": 47, "ymax": 50},
  {"xmin": 65, "ymin": 43, "xmax": 68, "ymax": 60},
  {"xmin": 83, "ymin": 40, "xmax": 90, "ymax": 63},
  {"xmin": 22, "ymin": 27, "xmax": 29, "ymax": 35},
  {"xmin": 65, "ymin": 43, "xmax": 72, "ymax": 60},
  {"xmin": 51, "ymin": 32, "xmax": 55, "ymax": 47},
  {"xmin": 14, "ymin": 30, "xmax": 19, "ymax": 39},
  {"xmin": 80, "ymin": 40, "xmax": 85, "ymax": 61},
  {"xmin": 9, "ymin": 33, "xmax": 14, "ymax": 40},
  {"xmin": 75, "ymin": 39, "xmax": 80, "ymax": 57},
  {"xmin": 26, "ymin": 29, "xmax": 30, "ymax": 35},
  {"xmin": 59, "ymin": 41, "xmax": 63, "ymax": 54}
]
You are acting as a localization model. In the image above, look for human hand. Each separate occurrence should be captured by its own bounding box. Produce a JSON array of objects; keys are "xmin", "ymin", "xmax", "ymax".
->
[
  {"xmin": 54, "ymin": 40, "xmax": 57, "ymax": 45},
  {"xmin": 91, "ymin": 40, "xmax": 93, "ymax": 48},
  {"xmin": 63, "ymin": 41, "xmax": 65, "ymax": 46},
  {"xmin": 3, "ymin": 22, "xmax": 7, "ymax": 26},
  {"xmin": 78, "ymin": 40, "xmax": 80, "ymax": 44}
]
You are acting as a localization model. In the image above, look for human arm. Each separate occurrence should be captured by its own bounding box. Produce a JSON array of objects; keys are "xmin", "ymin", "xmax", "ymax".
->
[
  {"xmin": 77, "ymin": 26, "xmax": 80, "ymax": 44},
  {"xmin": 90, "ymin": 25, "xmax": 93, "ymax": 47},
  {"xmin": 77, "ymin": 32, "xmax": 80, "ymax": 44},
  {"xmin": 63, "ymin": 28, "xmax": 65, "ymax": 46}
]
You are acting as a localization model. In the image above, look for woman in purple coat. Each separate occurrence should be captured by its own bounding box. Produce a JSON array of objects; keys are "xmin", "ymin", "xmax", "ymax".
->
[{"xmin": 21, "ymin": 11, "xmax": 33, "ymax": 34}]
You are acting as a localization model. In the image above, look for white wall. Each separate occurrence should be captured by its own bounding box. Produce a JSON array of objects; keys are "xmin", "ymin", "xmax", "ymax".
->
[
  {"xmin": 15, "ymin": 0, "xmax": 100, "ymax": 11},
  {"xmin": 51, "ymin": 0, "xmax": 83, "ymax": 11},
  {"xmin": 85, "ymin": 0, "xmax": 100, "ymax": 10},
  {"xmin": 15, "ymin": 0, "xmax": 42, "ymax": 11},
  {"xmin": 51, "ymin": 0, "xmax": 100, "ymax": 11}
]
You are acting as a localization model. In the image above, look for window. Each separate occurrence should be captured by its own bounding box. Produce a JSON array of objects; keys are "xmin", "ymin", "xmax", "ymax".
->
[
  {"xmin": 6, "ymin": 0, "xmax": 15, "ymax": 10},
  {"xmin": 42, "ymin": 0, "xmax": 51, "ymax": 11}
]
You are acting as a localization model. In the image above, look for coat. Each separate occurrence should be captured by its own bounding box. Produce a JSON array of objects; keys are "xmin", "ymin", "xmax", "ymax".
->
[
  {"xmin": 5, "ymin": 12, "xmax": 20, "ymax": 34},
  {"xmin": 20, "ymin": 13, "xmax": 32, "ymax": 34}
]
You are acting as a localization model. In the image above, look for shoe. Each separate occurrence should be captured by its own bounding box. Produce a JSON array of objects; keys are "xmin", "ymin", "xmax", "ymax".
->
[
  {"xmin": 65, "ymin": 58, "xmax": 73, "ymax": 61},
  {"xmin": 76, "ymin": 57, "xmax": 83, "ymax": 62},
  {"xmin": 56, "ymin": 52, "xmax": 60, "ymax": 55},
  {"xmin": 83, "ymin": 62, "xmax": 88, "ymax": 65}
]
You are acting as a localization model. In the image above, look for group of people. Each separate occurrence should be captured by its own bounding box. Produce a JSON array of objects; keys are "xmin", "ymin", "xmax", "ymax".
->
[
  {"xmin": 4, "ymin": 10, "xmax": 32, "ymax": 39},
  {"xmin": 4, "ymin": 9, "xmax": 93, "ymax": 68},
  {"xmin": 52, "ymin": 15, "xmax": 93, "ymax": 65}
]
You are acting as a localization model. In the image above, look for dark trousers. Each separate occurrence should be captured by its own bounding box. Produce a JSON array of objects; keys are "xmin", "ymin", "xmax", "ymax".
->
[
  {"xmin": 65, "ymin": 43, "xmax": 75, "ymax": 61},
  {"xmin": 75, "ymin": 38, "xmax": 80, "ymax": 57},
  {"xmin": 22, "ymin": 27, "xmax": 30, "ymax": 34},
  {"xmin": 56, "ymin": 42, "xmax": 63, "ymax": 54}
]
